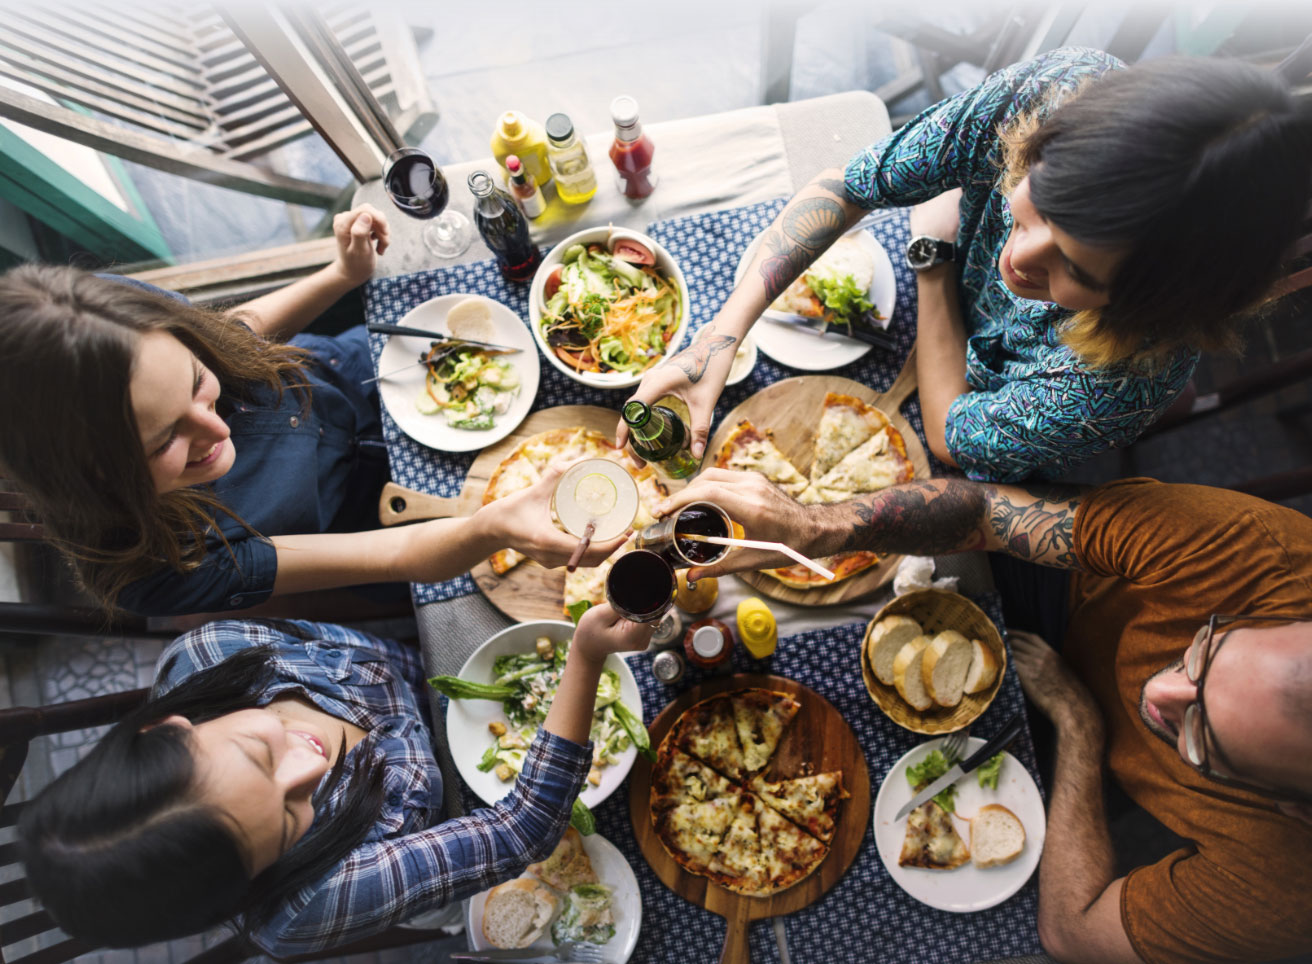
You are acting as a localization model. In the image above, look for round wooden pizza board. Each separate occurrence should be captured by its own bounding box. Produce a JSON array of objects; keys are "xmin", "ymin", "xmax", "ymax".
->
[
  {"xmin": 376, "ymin": 404, "xmax": 685, "ymax": 622},
  {"xmin": 704, "ymin": 349, "xmax": 929, "ymax": 607},
  {"xmin": 629, "ymin": 673, "xmax": 871, "ymax": 964}
]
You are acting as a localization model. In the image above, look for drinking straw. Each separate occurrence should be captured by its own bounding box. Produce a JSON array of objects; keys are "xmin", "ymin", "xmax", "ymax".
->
[{"xmin": 677, "ymin": 533, "xmax": 835, "ymax": 580}]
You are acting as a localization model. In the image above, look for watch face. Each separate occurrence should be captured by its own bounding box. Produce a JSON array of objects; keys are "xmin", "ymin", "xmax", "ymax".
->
[{"xmin": 907, "ymin": 236, "xmax": 937, "ymax": 269}]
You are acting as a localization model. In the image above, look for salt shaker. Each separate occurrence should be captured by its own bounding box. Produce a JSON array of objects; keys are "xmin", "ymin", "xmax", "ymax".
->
[{"xmin": 651, "ymin": 650, "xmax": 686, "ymax": 685}]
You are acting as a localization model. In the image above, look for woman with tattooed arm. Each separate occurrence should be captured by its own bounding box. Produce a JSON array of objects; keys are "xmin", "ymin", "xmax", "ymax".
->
[{"xmin": 619, "ymin": 48, "xmax": 1311, "ymax": 482}]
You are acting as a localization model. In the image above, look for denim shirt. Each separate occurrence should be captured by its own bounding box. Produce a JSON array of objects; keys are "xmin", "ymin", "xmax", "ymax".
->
[
  {"xmin": 156, "ymin": 619, "xmax": 591, "ymax": 956},
  {"xmin": 113, "ymin": 285, "xmax": 389, "ymax": 615},
  {"xmin": 843, "ymin": 47, "xmax": 1197, "ymax": 482}
]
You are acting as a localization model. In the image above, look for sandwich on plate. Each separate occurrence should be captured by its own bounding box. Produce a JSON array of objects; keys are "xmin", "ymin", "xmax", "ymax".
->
[{"xmin": 769, "ymin": 235, "xmax": 882, "ymax": 330}]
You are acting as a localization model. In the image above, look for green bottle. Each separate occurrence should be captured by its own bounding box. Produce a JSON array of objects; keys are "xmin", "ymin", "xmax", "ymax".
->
[{"xmin": 623, "ymin": 400, "xmax": 700, "ymax": 479}]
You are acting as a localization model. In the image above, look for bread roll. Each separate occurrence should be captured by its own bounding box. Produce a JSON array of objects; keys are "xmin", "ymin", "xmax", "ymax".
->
[
  {"xmin": 892, "ymin": 635, "xmax": 933, "ymax": 711},
  {"xmin": 970, "ymin": 804, "xmax": 1026, "ymax": 868},
  {"xmin": 921, "ymin": 630, "xmax": 973, "ymax": 708},
  {"xmin": 867, "ymin": 615, "xmax": 924, "ymax": 686},
  {"xmin": 963, "ymin": 639, "xmax": 999, "ymax": 695},
  {"xmin": 482, "ymin": 878, "xmax": 559, "ymax": 948}
]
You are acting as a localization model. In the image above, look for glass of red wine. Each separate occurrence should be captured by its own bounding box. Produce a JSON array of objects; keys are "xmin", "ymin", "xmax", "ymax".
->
[
  {"xmin": 605, "ymin": 549, "xmax": 676, "ymax": 623},
  {"xmin": 383, "ymin": 147, "xmax": 472, "ymax": 259}
]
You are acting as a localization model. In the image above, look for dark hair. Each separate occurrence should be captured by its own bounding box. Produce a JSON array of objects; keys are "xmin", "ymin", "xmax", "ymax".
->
[
  {"xmin": 1001, "ymin": 55, "xmax": 1312, "ymax": 367},
  {"xmin": 0, "ymin": 264, "xmax": 311, "ymax": 610},
  {"xmin": 17, "ymin": 640, "xmax": 385, "ymax": 948}
]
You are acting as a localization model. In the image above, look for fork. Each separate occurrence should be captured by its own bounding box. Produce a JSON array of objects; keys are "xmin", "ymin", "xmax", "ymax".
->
[
  {"xmin": 940, "ymin": 726, "xmax": 971, "ymax": 763},
  {"xmin": 449, "ymin": 941, "xmax": 610, "ymax": 963}
]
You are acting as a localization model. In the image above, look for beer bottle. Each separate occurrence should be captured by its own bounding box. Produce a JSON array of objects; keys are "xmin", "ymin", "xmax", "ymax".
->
[{"xmin": 622, "ymin": 400, "xmax": 700, "ymax": 479}]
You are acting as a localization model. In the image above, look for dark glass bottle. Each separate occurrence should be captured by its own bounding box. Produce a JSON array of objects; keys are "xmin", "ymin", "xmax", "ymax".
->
[
  {"xmin": 622, "ymin": 400, "xmax": 699, "ymax": 479},
  {"xmin": 467, "ymin": 169, "xmax": 542, "ymax": 282}
]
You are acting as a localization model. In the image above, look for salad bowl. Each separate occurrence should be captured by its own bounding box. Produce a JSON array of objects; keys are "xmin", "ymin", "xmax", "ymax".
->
[
  {"xmin": 529, "ymin": 226, "xmax": 690, "ymax": 390},
  {"xmin": 443, "ymin": 620, "xmax": 644, "ymax": 808}
]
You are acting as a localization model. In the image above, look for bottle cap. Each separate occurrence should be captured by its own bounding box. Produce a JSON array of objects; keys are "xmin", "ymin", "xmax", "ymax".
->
[
  {"xmin": 622, "ymin": 400, "xmax": 651, "ymax": 427},
  {"xmin": 610, "ymin": 95, "xmax": 640, "ymax": 128},
  {"xmin": 545, "ymin": 112, "xmax": 575, "ymax": 142},
  {"xmin": 499, "ymin": 111, "xmax": 524, "ymax": 137},
  {"xmin": 691, "ymin": 625, "xmax": 724, "ymax": 659},
  {"xmin": 506, "ymin": 155, "xmax": 522, "ymax": 173}
]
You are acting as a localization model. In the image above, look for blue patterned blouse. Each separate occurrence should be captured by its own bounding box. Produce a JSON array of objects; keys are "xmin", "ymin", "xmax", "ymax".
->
[{"xmin": 844, "ymin": 47, "xmax": 1198, "ymax": 482}]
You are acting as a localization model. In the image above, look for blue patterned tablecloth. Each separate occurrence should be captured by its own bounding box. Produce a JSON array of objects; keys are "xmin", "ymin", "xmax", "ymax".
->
[
  {"xmin": 446, "ymin": 598, "xmax": 1044, "ymax": 964},
  {"xmin": 364, "ymin": 198, "xmax": 944, "ymax": 606}
]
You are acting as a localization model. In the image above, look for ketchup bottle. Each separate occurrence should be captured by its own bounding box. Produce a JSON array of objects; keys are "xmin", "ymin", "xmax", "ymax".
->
[
  {"xmin": 683, "ymin": 618, "xmax": 734, "ymax": 671},
  {"xmin": 608, "ymin": 95, "xmax": 657, "ymax": 200}
]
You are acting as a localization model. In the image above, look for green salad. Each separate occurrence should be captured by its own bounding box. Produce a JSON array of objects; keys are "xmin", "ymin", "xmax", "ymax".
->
[
  {"xmin": 414, "ymin": 345, "xmax": 519, "ymax": 431},
  {"xmin": 906, "ymin": 747, "xmax": 1006, "ymax": 813},
  {"xmin": 430, "ymin": 634, "xmax": 652, "ymax": 835},
  {"xmin": 552, "ymin": 883, "xmax": 616, "ymax": 945}
]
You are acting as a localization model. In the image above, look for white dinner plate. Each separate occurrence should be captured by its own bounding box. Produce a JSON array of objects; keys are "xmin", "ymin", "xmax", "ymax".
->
[
  {"xmin": 732, "ymin": 227, "xmax": 897, "ymax": 372},
  {"xmin": 464, "ymin": 832, "xmax": 642, "ymax": 961},
  {"xmin": 375, "ymin": 293, "xmax": 540, "ymax": 452},
  {"xmin": 445, "ymin": 620, "xmax": 643, "ymax": 809},
  {"xmin": 872, "ymin": 736, "xmax": 1046, "ymax": 913}
]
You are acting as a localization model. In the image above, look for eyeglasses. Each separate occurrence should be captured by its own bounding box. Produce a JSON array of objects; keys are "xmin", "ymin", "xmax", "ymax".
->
[{"xmin": 1182, "ymin": 613, "xmax": 1311, "ymax": 805}]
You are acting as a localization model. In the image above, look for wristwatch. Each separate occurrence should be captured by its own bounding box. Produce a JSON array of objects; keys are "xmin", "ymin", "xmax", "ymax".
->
[{"xmin": 905, "ymin": 235, "xmax": 957, "ymax": 272}]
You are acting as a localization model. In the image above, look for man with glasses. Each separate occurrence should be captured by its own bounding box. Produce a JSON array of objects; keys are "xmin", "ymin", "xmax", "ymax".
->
[{"xmin": 658, "ymin": 473, "xmax": 1312, "ymax": 963}]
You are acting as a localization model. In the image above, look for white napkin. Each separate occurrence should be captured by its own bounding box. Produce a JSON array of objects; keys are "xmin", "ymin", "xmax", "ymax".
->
[{"xmin": 893, "ymin": 555, "xmax": 959, "ymax": 596}]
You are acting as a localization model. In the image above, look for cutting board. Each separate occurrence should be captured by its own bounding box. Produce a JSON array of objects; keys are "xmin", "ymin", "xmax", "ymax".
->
[
  {"xmin": 377, "ymin": 404, "xmax": 684, "ymax": 622},
  {"xmin": 704, "ymin": 348, "xmax": 929, "ymax": 607},
  {"xmin": 629, "ymin": 673, "xmax": 871, "ymax": 964}
]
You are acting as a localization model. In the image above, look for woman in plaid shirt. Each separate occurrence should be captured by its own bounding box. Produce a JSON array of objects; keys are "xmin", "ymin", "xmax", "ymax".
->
[{"xmin": 16, "ymin": 605, "xmax": 651, "ymax": 956}]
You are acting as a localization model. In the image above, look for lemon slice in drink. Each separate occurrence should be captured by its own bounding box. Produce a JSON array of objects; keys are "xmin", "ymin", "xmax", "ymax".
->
[{"xmin": 552, "ymin": 458, "xmax": 639, "ymax": 541}]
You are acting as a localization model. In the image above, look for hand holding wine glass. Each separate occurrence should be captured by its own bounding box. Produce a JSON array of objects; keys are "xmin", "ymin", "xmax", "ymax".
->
[{"xmin": 383, "ymin": 147, "xmax": 472, "ymax": 259}]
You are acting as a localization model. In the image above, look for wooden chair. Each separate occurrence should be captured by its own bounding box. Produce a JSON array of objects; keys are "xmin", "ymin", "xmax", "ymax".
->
[{"xmin": 0, "ymin": 690, "xmax": 455, "ymax": 963}]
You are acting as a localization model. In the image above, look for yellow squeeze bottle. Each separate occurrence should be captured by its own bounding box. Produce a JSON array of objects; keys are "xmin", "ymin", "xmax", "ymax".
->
[
  {"xmin": 737, "ymin": 597, "xmax": 777, "ymax": 658},
  {"xmin": 491, "ymin": 111, "xmax": 552, "ymax": 188}
]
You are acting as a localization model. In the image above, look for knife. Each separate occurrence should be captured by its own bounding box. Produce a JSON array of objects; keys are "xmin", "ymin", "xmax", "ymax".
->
[
  {"xmin": 894, "ymin": 712, "xmax": 1026, "ymax": 821},
  {"xmin": 760, "ymin": 312, "xmax": 897, "ymax": 351},
  {"xmin": 449, "ymin": 954, "xmax": 614, "ymax": 964},
  {"xmin": 367, "ymin": 322, "xmax": 520, "ymax": 354}
]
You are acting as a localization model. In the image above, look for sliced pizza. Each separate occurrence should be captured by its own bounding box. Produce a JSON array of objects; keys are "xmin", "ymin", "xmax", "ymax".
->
[
  {"xmin": 670, "ymin": 694, "xmax": 749, "ymax": 782},
  {"xmin": 527, "ymin": 827, "xmax": 598, "ymax": 890},
  {"xmin": 651, "ymin": 795, "xmax": 738, "ymax": 876},
  {"xmin": 730, "ymin": 689, "xmax": 801, "ymax": 775},
  {"xmin": 809, "ymin": 392, "xmax": 892, "ymax": 483},
  {"xmin": 761, "ymin": 550, "xmax": 882, "ymax": 590},
  {"xmin": 899, "ymin": 800, "xmax": 970, "ymax": 870},
  {"xmin": 755, "ymin": 796, "xmax": 830, "ymax": 893},
  {"xmin": 650, "ymin": 745, "xmax": 737, "ymax": 812},
  {"xmin": 747, "ymin": 771, "xmax": 847, "ymax": 843},
  {"xmin": 714, "ymin": 420, "xmax": 809, "ymax": 498},
  {"xmin": 798, "ymin": 426, "xmax": 914, "ymax": 505},
  {"xmin": 705, "ymin": 793, "xmax": 770, "ymax": 894}
]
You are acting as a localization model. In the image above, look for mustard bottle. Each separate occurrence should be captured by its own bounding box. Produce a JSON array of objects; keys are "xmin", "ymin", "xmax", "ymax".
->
[
  {"xmin": 491, "ymin": 111, "xmax": 553, "ymax": 188},
  {"xmin": 737, "ymin": 597, "xmax": 777, "ymax": 658}
]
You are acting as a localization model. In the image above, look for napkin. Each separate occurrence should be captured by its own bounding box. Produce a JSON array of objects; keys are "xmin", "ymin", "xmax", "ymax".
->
[{"xmin": 893, "ymin": 555, "xmax": 959, "ymax": 596}]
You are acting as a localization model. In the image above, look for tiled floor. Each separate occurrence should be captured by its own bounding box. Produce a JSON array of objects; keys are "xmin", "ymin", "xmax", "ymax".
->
[{"xmin": 4, "ymin": 5, "xmax": 1311, "ymax": 964}]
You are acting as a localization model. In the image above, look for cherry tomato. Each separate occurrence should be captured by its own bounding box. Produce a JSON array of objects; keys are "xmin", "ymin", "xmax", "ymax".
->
[
  {"xmin": 543, "ymin": 266, "xmax": 564, "ymax": 300},
  {"xmin": 610, "ymin": 238, "xmax": 655, "ymax": 265}
]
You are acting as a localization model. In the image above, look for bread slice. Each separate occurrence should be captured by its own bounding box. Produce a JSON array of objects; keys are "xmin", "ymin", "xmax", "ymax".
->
[
  {"xmin": 963, "ymin": 639, "xmax": 999, "ymax": 695},
  {"xmin": 971, "ymin": 804, "xmax": 1026, "ymax": 868},
  {"xmin": 867, "ymin": 615, "xmax": 924, "ymax": 686},
  {"xmin": 481, "ymin": 879, "xmax": 559, "ymax": 948},
  {"xmin": 921, "ymin": 630, "xmax": 973, "ymax": 708},
  {"xmin": 892, "ymin": 636, "xmax": 933, "ymax": 712}
]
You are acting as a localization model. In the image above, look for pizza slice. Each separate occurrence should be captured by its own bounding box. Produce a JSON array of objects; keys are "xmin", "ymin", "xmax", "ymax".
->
[
  {"xmin": 527, "ymin": 827, "xmax": 598, "ymax": 890},
  {"xmin": 730, "ymin": 689, "xmax": 801, "ymax": 775},
  {"xmin": 747, "ymin": 771, "xmax": 847, "ymax": 843},
  {"xmin": 671, "ymin": 694, "xmax": 748, "ymax": 782},
  {"xmin": 650, "ymin": 745, "xmax": 737, "ymax": 812},
  {"xmin": 898, "ymin": 800, "xmax": 970, "ymax": 870},
  {"xmin": 761, "ymin": 551, "xmax": 882, "ymax": 590},
  {"xmin": 809, "ymin": 393, "xmax": 892, "ymax": 483},
  {"xmin": 797, "ymin": 426, "xmax": 914, "ymax": 505},
  {"xmin": 651, "ymin": 795, "xmax": 738, "ymax": 876},
  {"xmin": 714, "ymin": 420, "xmax": 809, "ymax": 498},
  {"xmin": 756, "ymin": 796, "xmax": 829, "ymax": 893},
  {"xmin": 705, "ymin": 793, "xmax": 770, "ymax": 894}
]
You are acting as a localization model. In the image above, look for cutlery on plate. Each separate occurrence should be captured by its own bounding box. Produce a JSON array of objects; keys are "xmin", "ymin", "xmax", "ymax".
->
[
  {"xmin": 894, "ymin": 712, "xmax": 1025, "ymax": 821},
  {"xmin": 367, "ymin": 322, "xmax": 520, "ymax": 354},
  {"xmin": 773, "ymin": 917, "xmax": 792, "ymax": 964},
  {"xmin": 449, "ymin": 940, "xmax": 611, "ymax": 963},
  {"xmin": 760, "ymin": 312, "xmax": 897, "ymax": 351},
  {"xmin": 361, "ymin": 340, "xmax": 518, "ymax": 385}
]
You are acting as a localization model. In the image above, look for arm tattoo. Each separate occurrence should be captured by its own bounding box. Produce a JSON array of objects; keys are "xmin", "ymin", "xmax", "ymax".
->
[
  {"xmin": 815, "ymin": 176, "xmax": 850, "ymax": 199},
  {"xmin": 756, "ymin": 196, "xmax": 848, "ymax": 301},
  {"xmin": 667, "ymin": 323, "xmax": 737, "ymax": 383},
  {"xmin": 839, "ymin": 480, "xmax": 988, "ymax": 555},
  {"xmin": 985, "ymin": 485, "xmax": 1083, "ymax": 570}
]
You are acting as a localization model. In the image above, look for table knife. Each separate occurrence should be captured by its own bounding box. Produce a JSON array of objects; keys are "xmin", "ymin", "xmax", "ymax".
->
[
  {"xmin": 367, "ymin": 322, "xmax": 520, "ymax": 354},
  {"xmin": 894, "ymin": 712, "xmax": 1026, "ymax": 821},
  {"xmin": 760, "ymin": 312, "xmax": 897, "ymax": 351}
]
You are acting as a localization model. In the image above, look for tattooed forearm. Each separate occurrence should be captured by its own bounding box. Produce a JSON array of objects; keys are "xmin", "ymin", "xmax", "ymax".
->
[
  {"xmin": 667, "ymin": 324, "xmax": 737, "ymax": 383},
  {"xmin": 758, "ymin": 232, "xmax": 814, "ymax": 301},
  {"xmin": 837, "ymin": 480, "xmax": 989, "ymax": 555},
  {"xmin": 985, "ymin": 485, "xmax": 1085, "ymax": 570},
  {"xmin": 814, "ymin": 176, "xmax": 850, "ymax": 200},
  {"xmin": 782, "ymin": 197, "xmax": 846, "ymax": 249}
]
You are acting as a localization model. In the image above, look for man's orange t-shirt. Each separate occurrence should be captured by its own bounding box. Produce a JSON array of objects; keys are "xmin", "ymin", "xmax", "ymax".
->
[{"xmin": 1067, "ymin": 479, "xmax": 1312, "ymax": 964}]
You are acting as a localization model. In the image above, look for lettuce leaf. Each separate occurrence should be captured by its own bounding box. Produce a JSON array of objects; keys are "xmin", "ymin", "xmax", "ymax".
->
[{"xmin": 977, "ymin": 752, "xmax": 1005, "ymax": 790}]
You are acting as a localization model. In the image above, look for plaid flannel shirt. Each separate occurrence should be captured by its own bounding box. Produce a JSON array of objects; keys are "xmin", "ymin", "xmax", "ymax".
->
[{"xmin": 155, "ymin": 619, "xmax": 592, "ymax": 956}]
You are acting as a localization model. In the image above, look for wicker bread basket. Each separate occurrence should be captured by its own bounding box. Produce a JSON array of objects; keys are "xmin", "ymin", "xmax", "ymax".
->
[{"xmin": 860, "ymin": 588, "xmax": 1006, "ymax": 734}]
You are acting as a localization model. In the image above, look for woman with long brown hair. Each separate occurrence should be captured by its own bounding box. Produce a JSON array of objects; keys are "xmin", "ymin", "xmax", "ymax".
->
[{"xmin": 0, "ymin": 206, "xmax": 623, "ymax": 615}]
